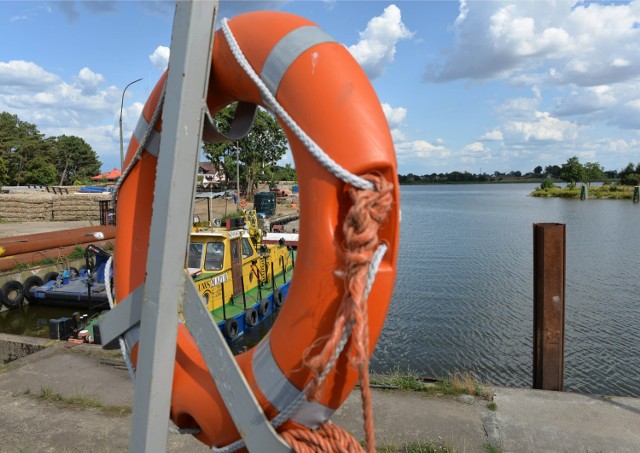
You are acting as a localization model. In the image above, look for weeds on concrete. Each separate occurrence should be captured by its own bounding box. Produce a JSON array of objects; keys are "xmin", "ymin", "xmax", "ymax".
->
[
  {"xmin": 482, "ymin": 441, "xmax": 502, "ymax": 453},
  {"xmin": 376, "ymin": 439, "xmax": 455, "ymax": 452},
  {"xmin": 370, "ymin": 367, "xmax": 493, "ymax": 400},
  {"xmin": 0, "ymin": 363, "xmax": 15, "ymax": 374},
  {"xmin": 36, "ymin": 387, "xmax": 131, "ymax": 415},
  {"xmin": 487, "ymin": 402, "xmax": 497, "ymax": 411}
]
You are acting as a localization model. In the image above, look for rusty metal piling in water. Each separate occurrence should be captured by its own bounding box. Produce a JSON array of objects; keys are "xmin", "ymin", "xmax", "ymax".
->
[{"xmin": 533, "ymin": 223, "xmax": 566, "ymax": 391}]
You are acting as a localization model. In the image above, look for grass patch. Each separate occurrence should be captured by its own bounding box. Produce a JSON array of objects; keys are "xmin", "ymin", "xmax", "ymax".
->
[
  {"xmin": 377, "ymin": 440, "xmax": 455, "ymax": 452},
  {"xmin": 37, "ymin": 387, "xmax": 131, "ymax": 415},
  {"xmin": 5, "ymin": 254, "xmax": 83, "ymax": 273},
  {"xmin": 68, "ymin": 245, "xmax": 85, "ymax": 259},
  {"xmin": 487, "ymin": 402, "xmax": 497, "ymax": 411},
  {"xmin": 370, "ymin": 368, "xmax": 493, "ymax": 400},
  {"xmin": 377, "ymin": 440, "xmax": 502, "ymax": 453},
  {"xmin": 531, "ymin": 184, "xmax": 635, "ymax": 199},
  {"xmin": 0, "ymin": 363, "xmax": 15, "ymax": 374},
  {"xmin": 483, "ymin": 442, "xmax": 502, "ymax": 453}
]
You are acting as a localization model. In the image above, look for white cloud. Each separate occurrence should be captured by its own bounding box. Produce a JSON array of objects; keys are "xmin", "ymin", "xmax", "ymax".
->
[
  {"xmin": 460, "ymin": 141, "xmax": 492, "ymax": 164},
  {"xmin": 150, "ymin": 46, "xmax": 170, "ymax": 71},
  {"xmin": 0, "ymin": 60, "xmax": 60, "ymax": 90},
  {"xmin": 395, "ymin": 139, "xmax": 449, "ymax": 159},
  {"xmin": 424, "ymin": 1, "xmax": 640, "ymax": 86},
  {"xmin": 381, "ymin": 102, "xmax": 407, "ymax": 128},
  {"xmin": 480, "ymin": 130, "xmax": 503, "ymax": 141},
  {"xmin": 0, "ymin": 59, "xmax": 130, "ymax": 169},
  {"xmin": 348, "ymin": 4, "xmax": 413, "ymax": 79},
  {"xmin": 75, "ymin": 67, "xmax": 104, "ymax": 96},
  {"xmin": 554, "ymin": 85, "xmax": 616, "ymax": 117},
  {"xmin": 502, "ymin": 111, "xmax": 579, "ymax": 143},
  {"xmin": 390, "ymin": 128, "xmax": 406, "ymax": 142}
]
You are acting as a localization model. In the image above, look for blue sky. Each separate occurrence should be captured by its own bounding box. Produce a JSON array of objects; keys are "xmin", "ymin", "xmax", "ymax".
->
[{"xmin": 1, "ymin": 1, "xmax": 639, "ymax": 176}]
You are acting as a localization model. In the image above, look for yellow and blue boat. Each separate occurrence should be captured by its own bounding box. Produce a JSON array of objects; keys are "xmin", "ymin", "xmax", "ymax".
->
[{"xmin": 187, "ymin": 210, "xmax": 296, "ymax": 342}]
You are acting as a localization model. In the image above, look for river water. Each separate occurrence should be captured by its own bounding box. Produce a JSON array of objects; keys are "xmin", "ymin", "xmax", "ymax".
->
[
  {"xmin": 3, "ymin": 183, "xmax": 639, "ymax": 396},
  {"xmin": 370, "ymin": 183, "xmax": 640, "ymax": 397}
]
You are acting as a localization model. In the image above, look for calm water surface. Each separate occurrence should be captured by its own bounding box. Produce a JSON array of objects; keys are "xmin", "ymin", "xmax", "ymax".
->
[
  {"xmin": 370, "ymin": 184, "xmax": 640, "ymax": 397},
  {"xmin": 3, "ymin": 184, "xmax": 638, "ymax": 396}
]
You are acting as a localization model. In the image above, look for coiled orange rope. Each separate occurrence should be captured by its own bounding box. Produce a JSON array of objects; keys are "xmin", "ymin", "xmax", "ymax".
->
[{"xmin": 282, "ymin": 173, "xmax": 394, "ymax": 452}]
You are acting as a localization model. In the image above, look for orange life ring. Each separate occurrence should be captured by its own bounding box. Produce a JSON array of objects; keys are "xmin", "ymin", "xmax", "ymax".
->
[{"xmin": 115, "ymin": 11, "xmax": 399, "ymax": 447}]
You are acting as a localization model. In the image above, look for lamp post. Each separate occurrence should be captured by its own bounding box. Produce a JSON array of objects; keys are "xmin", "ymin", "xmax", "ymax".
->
[{"xmin": 119, "ymin": 78, "xmax": 143, "ymax": 170}]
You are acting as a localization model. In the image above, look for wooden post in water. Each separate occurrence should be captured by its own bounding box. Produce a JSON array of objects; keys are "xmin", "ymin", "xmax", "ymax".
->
[
  {"xmin": 634, "ymin": 186, "xmax": 639, "ymax": 204},
  {"xmin": 533, "ymin": 223, "xmax": 566, "ymax": 391}
]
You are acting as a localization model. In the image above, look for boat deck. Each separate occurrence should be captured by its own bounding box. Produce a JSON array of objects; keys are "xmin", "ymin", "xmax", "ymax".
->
[{"xmin": 211, "ymin": 264, "xmax": 294, "ymax": 322}]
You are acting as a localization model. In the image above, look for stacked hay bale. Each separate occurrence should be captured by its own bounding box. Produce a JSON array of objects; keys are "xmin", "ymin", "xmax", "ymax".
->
[
  {"xmin": 0, "ymin": 192, "xmax": 54, "ymax": 222},
  {"xmin": 0, "ymin": 190, "xmax": 111, "ymax": 222},
  {"xmin": 52, "ymin": 192, "xmax": 111, "ymax": 221}
]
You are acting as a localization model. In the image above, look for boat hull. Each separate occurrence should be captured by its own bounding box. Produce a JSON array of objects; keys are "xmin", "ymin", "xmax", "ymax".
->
[
  {"xmin": 216, "ymin": 279, "xmax": 291, "ymax": 344},
  {"xmin": 31, "ymin": 277, "xmax": 110, "ymax": 309}
]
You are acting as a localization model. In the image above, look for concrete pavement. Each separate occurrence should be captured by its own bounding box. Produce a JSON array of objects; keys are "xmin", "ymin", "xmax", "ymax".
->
[{"xmin": 1, "ymin": 335, "xmax": 639, "ymax": 452}]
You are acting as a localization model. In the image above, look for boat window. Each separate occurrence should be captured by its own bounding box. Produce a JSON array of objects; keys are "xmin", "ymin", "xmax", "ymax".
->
[
  {"xmin": 187, "ymin": 243, "xmax": 203, "ymax": 269},
  {"xmin": 242, "ymin": 238, "xmax": 254, "ymax": 259},
  {"xmin": 204, "ymin": 242, "xmax": 225, "ymax": 271}
]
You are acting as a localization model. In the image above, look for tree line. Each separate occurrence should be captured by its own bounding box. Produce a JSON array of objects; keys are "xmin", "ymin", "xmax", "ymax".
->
[
  {"xmin": 0, "ymin": 108, "xmax": 296, "ymax": 192},
  {"xmin": 0, "ymin": 112, "xmax": 102, "ymax": 186},
  {"xmin": 400, "ymin": 157, "xmax": 640, "ymax": 187}
]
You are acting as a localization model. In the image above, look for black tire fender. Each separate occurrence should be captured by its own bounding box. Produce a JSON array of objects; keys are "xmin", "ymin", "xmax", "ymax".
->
[
  {"xmin": 224, "ymin": 318, "xmax": 239, "ymax": 340},
  {"xmin": 42, "ymin": 272, "xmax": 59, "ymax": 283},
  {"xmin": 273, "ymin": 289, "xmax": 283, "ymax": 308},
  {"xmin": 2, "ymin": 280, "xmax": 24, "ymax": 309},
  {"xmin": 244, "ymin": 308, "xmax": 258, "ymax": 327},
  {"xmin": 22, "ymin": 275, "xmax": 44, "ymax": 305},
  {"xmin": 258, "ymin": 298, "xmax": 270, "ymax": 316}
]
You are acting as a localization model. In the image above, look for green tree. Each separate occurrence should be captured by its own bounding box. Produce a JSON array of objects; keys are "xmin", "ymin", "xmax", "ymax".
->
[
  {"xmin": 0, "ymin": 156, "xmax": 9, "ymax": 186},
  {"xmin": 49, "ymin": 135, "xmax": 102, "ymax": 185},
  {"xmin": 544, "ymin": 165, "xmax": 561, "ymax": 178},
  {"xmin": 560, "ymin": 156, "xmax": 584, "ymax": 188},
  {"xmin": 23, "ymin": 155, "xmax": 58, "ymax": 185},
  {"xmin": 582, "ymin": 162, "xmax": 604, "ymax": 187},
  {"xmin": 203, "ymin": 105, "xmax": 287, "ymax": 198},
  {"xmin": 0, "ymin": 112, "xmax": 48, "ymax": 185},
  {"xmin": 619, "ymin": 162, "xmax": 640, "ymax": 186},
  {"xmin": 264, "ymin": 163, "xmax": 297, "ymax": 185},
  {"xmin": 533, "ymin": 165, "xmax": 543, "ymax": 175}
]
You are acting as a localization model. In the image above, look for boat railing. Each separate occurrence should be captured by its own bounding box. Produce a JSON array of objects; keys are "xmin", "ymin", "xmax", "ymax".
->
[
  {"xmin": 279, "ymin": 255, "xmax": 287, "ymax": 284},
  {"xmin": 239, "ymin": 274, "xmax": 247, "ymax": 310}
]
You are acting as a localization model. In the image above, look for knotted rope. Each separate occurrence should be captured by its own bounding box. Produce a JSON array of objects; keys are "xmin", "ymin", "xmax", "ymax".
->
[{"xmin": 281, "ymin": 173, "xmax": 394, "ymax": 453}]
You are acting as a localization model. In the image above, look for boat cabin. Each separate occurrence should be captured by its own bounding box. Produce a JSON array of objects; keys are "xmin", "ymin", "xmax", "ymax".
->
[{"xmin": 187, "ymin": 216, "xmax": 295, "ymax": 339}]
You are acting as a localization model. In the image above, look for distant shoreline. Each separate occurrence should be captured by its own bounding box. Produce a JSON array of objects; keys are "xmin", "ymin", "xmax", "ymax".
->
[{"xmin": 400, "ymin": 178, "xmax": 547, "ymax": 185}]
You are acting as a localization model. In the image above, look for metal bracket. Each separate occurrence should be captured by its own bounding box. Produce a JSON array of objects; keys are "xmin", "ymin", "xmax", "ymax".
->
[
  {"xmin": 100, "ymin": 285, "xmax": 143, "ymax": 350},
  {"xmin": 202, "ymin": 101, "xmax": 258, "ymax": 143}
]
